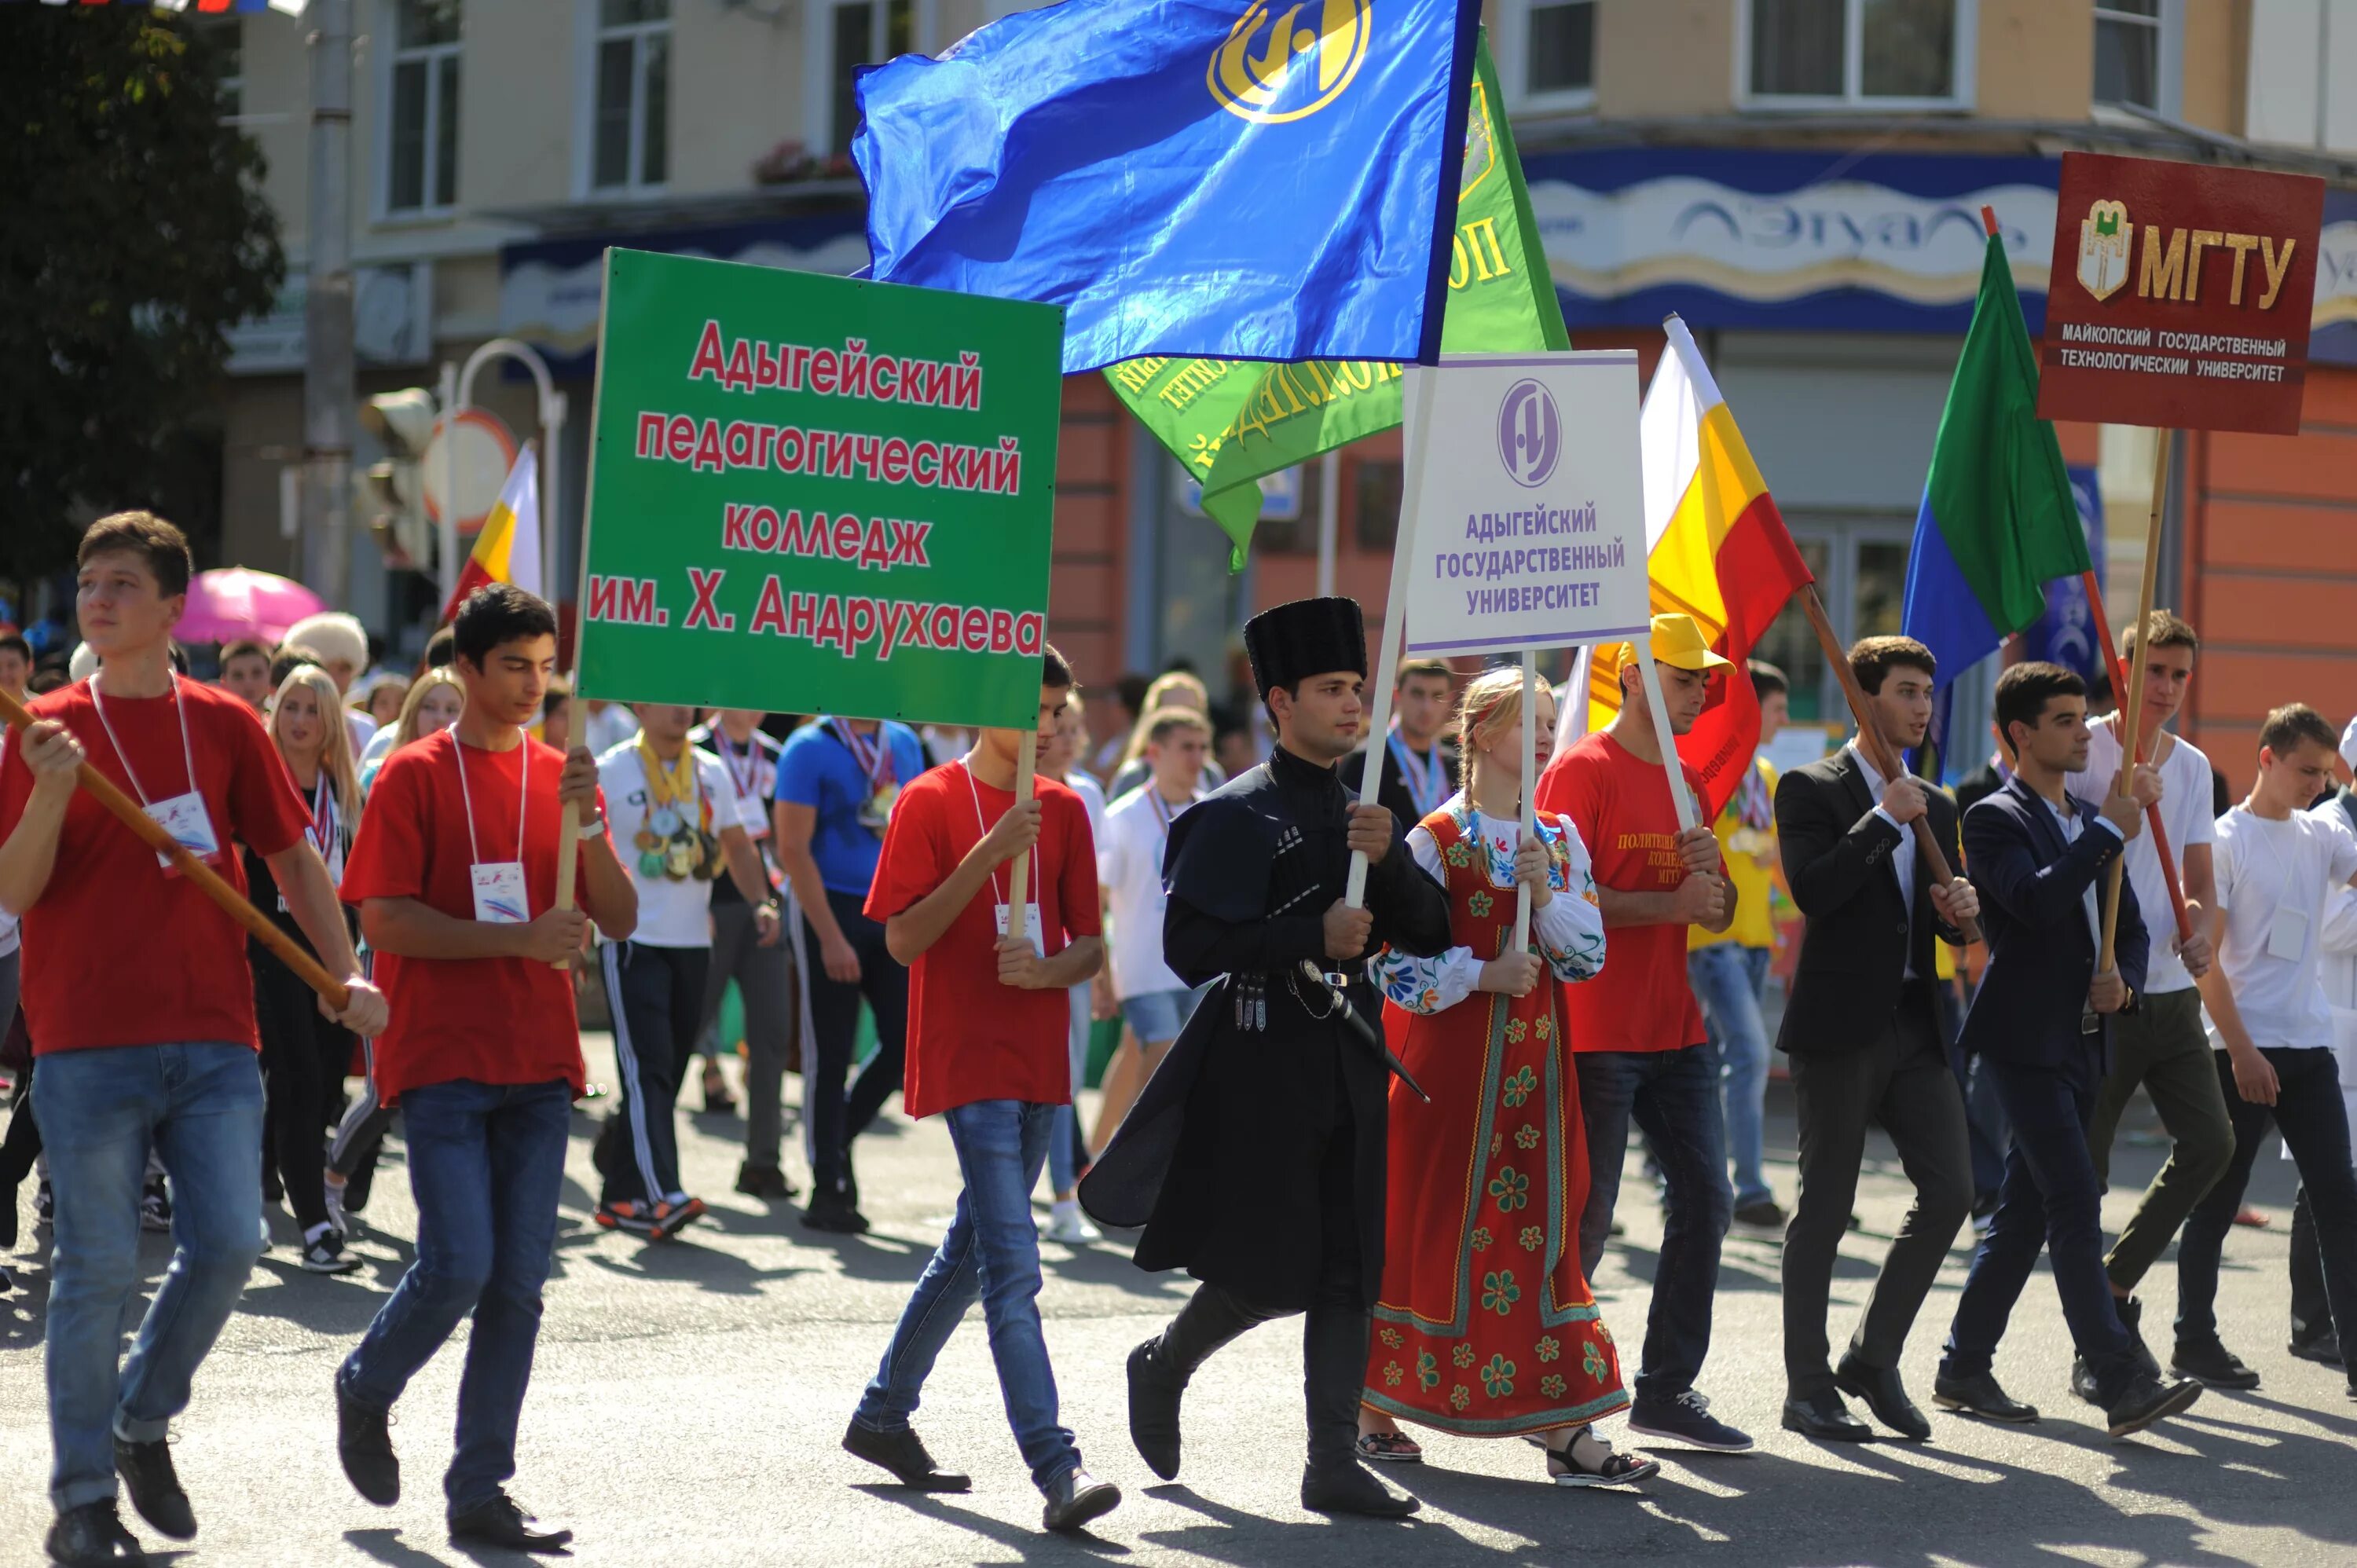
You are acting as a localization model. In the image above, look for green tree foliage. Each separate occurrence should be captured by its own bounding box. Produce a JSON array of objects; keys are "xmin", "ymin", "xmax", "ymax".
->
[{"xmin": 0, "ymin": 11, "xmax": 284, "ymax": 579}]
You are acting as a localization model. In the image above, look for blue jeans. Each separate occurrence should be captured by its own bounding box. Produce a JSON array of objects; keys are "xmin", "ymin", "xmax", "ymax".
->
[
  {"xmin": 34, "ymin": 1043, "xmax": 266, "ymax": 1511},
  {"xmin": 339, "ymin": 1079, "xmax": 571, "ymax": 1511},
  {"xmin": 856, "ymin": 1098, "xmax": 1080, "ymax": 1492},
  {"xmin": 1689, "ymin": 943, "xmax": 1774, "ymax": 1209},
  {"xmin": 1940, "ymin": 1053, "xmax": 2135, "ymax": 1399},
  {"xmin": 1576, "ymin": 1043, "xmax": 1733, "ymax": 1405},
  {"xmin": 1047, "ymin": 984, "xmax": 1091, "ymax": 1197}
]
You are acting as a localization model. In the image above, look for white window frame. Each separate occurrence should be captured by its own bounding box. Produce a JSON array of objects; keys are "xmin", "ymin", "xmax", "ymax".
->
[
  {"xmin": 1501, "ymin": 0, "xmax": 1597, "ymax": 115},
  {"xmin": 2092, "ymin": 0, "xmax": 2183, "ymax": 119},
  {"xmin": 1736, "ymin": 0, "xmax": 1976, "ymax": 113},
  {"xmin": 376, "ymin": 0, "xmax": 463, "ymax": 221},
  {"xmin": 805, "ymin": 0, "xmax": 939, "ymax": 157},
  {"xmin": 573, "ymin": 0, "xmax": 673, "ymax": 199}
]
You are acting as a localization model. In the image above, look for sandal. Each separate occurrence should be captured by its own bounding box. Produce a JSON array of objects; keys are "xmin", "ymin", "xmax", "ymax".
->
[
  {"xmin": 1355, "ymin": 1431, "xmax": 1424, "ymax": 1464},
  {"xmin": 1545, "ymin": 1426, "xmax": 1658, "ymax": 1489}
]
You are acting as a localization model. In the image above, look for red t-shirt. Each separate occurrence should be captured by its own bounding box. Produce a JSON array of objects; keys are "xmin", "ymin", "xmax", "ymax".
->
[
  {"xmin": 339, "ymin": 727, "xmax": 604, "ymax": 1104},
  {"xmin": 1536, "ymin": 730, "xmax": 1710, "ymax": 1054},
  {"xmin": 0, "ymin": 676, "xmax": 310, "ymax": 1053},
  {"xmin": 863, "ymin": 762, "xmax": 1101, "ymax": 1119}
]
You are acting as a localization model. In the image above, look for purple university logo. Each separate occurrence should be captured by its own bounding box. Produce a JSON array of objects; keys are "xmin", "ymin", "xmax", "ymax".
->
[{"xmin": 1497, "ymin": 379, "xmax": 1560, "ymax": 488}]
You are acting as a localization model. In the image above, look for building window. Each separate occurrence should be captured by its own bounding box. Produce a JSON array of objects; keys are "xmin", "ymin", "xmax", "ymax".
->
[
  {"xmin": 203, "ymin": 20, "xmax": 244, "ymax": 123},
  {"xmin": 1513, "ymin": 0, "xmax": 1595, "ymax": 108},
  {"xmin": 386, "ymin": 0, "xmax": 461, "ymax": 214},
  {"xmin": 2095, "ymin": 1, "xmax": 2176, "ymax": 113},
  {"xmin": 591, "ymin": 0, "xmax": 669, "ymax": 191},
  {"xmin": 827, "ymin": 0, "xmax": 918, "ymax": 156},
  {"xmin": 1744, "ymin": 0, "xmax": 1966, "ymax": 107}
]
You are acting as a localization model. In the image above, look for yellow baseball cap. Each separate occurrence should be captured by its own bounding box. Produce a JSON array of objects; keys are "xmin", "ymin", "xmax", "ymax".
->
[{"xmin": 1625, "ymin": 612, "xmax": 1732, "ymax": 672}]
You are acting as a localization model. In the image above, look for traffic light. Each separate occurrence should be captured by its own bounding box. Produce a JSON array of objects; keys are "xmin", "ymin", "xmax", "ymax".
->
[{"xmin": 358, "ymin": 387, "xmax": 437, "ymax": 569}]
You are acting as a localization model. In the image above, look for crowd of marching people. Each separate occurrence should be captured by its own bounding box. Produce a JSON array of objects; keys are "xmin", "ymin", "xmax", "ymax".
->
[{"xmin": 5, "ymin": 515, "xmax": 2357, "ymax": 1561}]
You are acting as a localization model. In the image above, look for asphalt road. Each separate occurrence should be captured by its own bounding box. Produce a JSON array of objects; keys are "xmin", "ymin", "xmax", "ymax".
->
[{"xmin": 1, "ymin": 1036, "xmax": 2352, "ymax": 1568}]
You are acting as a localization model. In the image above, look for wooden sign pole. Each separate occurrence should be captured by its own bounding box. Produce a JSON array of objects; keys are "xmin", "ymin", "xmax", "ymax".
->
[
  {"xmin": 2079, "ymin": 575, "xmax": 2194, "ymax": 945},
  {"xmin": 0, "ymin": 687, "xmax": 350, "ymax": 1009},
  {"xmin": 2100, "ymin": 428, "xmax": 2176, "ymax": 972},
  {"xmin": 1512, "ymin": 650, "xmax": 1536, "ymax": 952},
  {"xmin": 1347, "ymin": 367, "xmax": 1437, "ymax": 910}
]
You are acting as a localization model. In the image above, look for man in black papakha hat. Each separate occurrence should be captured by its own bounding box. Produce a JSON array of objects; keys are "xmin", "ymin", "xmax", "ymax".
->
[{"xmin": 1080, "ymin": 596, "xmax": 1451, "ymax": 1517}]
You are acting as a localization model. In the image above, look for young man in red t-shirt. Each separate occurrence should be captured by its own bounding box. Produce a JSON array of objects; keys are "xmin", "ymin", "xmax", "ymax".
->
[
  {"xmin": 0, "ymin": 512, "xmax": 387, "ymax": 1567},
  {"xmin": 841, "ymin": 646, "xmax": 1121, "ymax": 1534},
  {"xmin": 1534, "ymin": 612, "xmax": 1748, "ymax": 1453},
  {"xmin": 332, "ymin": 584, "xmax": 636, "ymax": 1556}
]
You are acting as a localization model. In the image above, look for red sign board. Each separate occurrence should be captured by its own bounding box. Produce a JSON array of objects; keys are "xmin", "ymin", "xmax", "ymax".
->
[{"xmin": 2036, "ymin": 152, "xmax": 2325, "ymax": 436}]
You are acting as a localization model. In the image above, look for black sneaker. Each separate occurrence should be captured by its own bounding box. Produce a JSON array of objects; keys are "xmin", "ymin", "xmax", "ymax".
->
[
  {"xmin": 2069, "ymin": 1355, "xmax": 2104, "ymax": 1406},
  {"xmin": 1042, "ymin": 1466, "xmax": 1123, "ymax": 1532},
  {"xmin": 336, "ymin": 1379, "xmax": 400, "ymax": 1506},
  {"xmin": 300, "ymin": 1231, "xmax": 361, "ymax": 1275},
  {"xmin": 801, "ymin": 1193, "xmax": 871, "ymax": 1234},
  {"xmin": 2172, "ymin": 1339, "xmax": 2261, "ymax": 1390},
  {"xmin": 448, "ymin": 1490, "xmax": 572, "ymax": 1555},
  {"xmin": 2289, "ymin": 1331, "xmax": 2344, "ymax": 1368},
  {"xmin": 137, "ymin": 1181, "xmax": 169, "ymax": 1234},
  {"xmin": 44, "ymin": 1499, "xmax": 145, "ymax": 1566},
  {"xmin": 2105, "ymin": 1372, "xmax": 2203, "ymax": 1438},
  {"xmin": 112, "ymin": 1433, "xmax": 195, "ymax": 1540},
  {"xmin": 1626, "ymin": 1389, "xmax": 1754, "ymax": 1452},
  {"xmin": 841, "ymin": 1419, "xmax": 971, "ymax": 1491},
  {"xmin": 1732, "ymin": 1199, "xmax": 1788, "ymax": 1231},
  {"xmin": 735, "ymin": 1162, "xmax": 797, "ymax": 1200}
]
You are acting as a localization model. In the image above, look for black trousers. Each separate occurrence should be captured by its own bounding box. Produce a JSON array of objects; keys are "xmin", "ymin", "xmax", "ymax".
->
[
  {"xmin": 254, "ymin": 940, "xmax": 355, "ymax": 1233},
  {"xmin": 1783, "ymin": 984, "xmax": 1973, "ymax": 1396},
  {"xmin": 2292, "ymin": 1185, "xmax": 2335, "ymax": 1345},
  {"xmin": 2176, "ymin": 1046, "xmax": 2357, "ymax": 1380},
  {"xmin": 1153, "ymin": 1067, "xmax": 1366, "ymax": 1468},
  {"xmin": 596, "ymin": 940, "xmax": 711, "ymax": 1207},
  {"xmin": 800, "ymin": 888, "xmax": 909, "ymax": 1200}
]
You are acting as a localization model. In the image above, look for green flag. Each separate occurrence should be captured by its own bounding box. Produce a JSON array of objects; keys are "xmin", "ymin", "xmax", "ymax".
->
[{"xmin": 1105, "ymin": 31, "xmax": 1568, "ymax": 564}]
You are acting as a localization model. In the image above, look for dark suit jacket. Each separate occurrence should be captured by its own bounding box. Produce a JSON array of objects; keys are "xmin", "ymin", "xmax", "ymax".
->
[
  {"xmin": 1773, "ymin": 747, "xmax": 1964, "ymax": 1057},
  {"xmin": 1957, "ymin": 775, "xmax": 2149, "ymax": 1070}
]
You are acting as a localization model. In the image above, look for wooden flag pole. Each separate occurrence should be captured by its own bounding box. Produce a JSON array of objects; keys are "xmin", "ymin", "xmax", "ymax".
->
[
  {"xmin": 2080, "ymin": 574, "xmax": 2195, "ymax": 945},
  {"xmin": 1512, "ymin": 650, "xmax": 1536, "ymax": 952},
  {"xmin": 1004, "ymin": 737, "xmax": 1037, "ymax": 943},
  {"xmin": 1631, "ymin": 650, "xmax": 1699, "ymax": 834},
  {"xmin": 2100, "ymin": 427, "xmax": 2175, "ymax": 972},
  {"xmin": 1347, "ymin": 365, "xmax": 1437, "ymax": 910},
  {"xmin": 0, "ymin": 687, "xmax": 350, "ymax": 1009},
  {"xmin": 549, "ymin": 693, "xmax": 584, "ymax": 972},
  {"xmin": 1798, "ymin": 585, "xmax": 1983, "ymax": 946}
]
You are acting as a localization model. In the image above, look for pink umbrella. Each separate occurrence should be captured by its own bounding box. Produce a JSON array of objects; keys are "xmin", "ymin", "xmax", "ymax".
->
[{"xmin": 178, "ymin": 568, "xmax": 327, "ymax": 646}]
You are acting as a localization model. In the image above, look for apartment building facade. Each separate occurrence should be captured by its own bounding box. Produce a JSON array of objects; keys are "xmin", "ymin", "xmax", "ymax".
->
[{"xmin": 203, "ymin": 0, "xmax": 2357, "ymax": 780}]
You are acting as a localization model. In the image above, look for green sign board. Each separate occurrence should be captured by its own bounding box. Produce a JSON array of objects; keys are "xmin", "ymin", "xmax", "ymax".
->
[{"xmin": 577, "ymin": 248, "xmax": 1065, "ymax": 728}]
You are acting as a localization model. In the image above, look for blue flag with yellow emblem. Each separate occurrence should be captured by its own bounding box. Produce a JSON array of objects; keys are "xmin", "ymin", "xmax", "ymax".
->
[{"xmin": 852, "ymin": 0, "xmax": 1482, "ymax": 375}]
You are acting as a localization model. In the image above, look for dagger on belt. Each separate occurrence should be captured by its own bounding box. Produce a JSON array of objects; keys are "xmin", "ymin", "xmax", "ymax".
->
[{"xmin": 1296, "ymin": 960, "xmax": 1431, "ymax": 1104}]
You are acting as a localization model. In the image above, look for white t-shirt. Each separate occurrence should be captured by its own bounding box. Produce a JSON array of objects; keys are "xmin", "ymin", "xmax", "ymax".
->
[
  {"xmin": 2205, "ymin": 804, "xmax": 2357, "ymax": 1053},
  {"xmin": 584, "ymin": 703, "xmax": 641, "ymax": 757},
  {"xmin": 596, "ymin": 739, "xmax": 761, "ymax": 947},
  {"xmin": 1098, "ymin": 785, "xmax": 1198, "ymax": 1000},
  {"xmin": 346, "ymin": 709, "xmax": 377, "ymax": 758},
  {"xmin": 2084, "ymin": 721, "xmax": 2218, "ymax": 995}
]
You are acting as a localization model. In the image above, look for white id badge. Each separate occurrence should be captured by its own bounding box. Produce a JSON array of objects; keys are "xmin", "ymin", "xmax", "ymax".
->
[
  {"xmin": 145, "ymin": 790, "xmax": 220, "ymax": 874},
  {"xmin": 470, "ymin": 861, "xmax": 530, "ymax": 925},
  {"xmin": 995, "ymin": 901, "xmax": 1047, "ymax": 957},
  {"xmin": 2268, "ymin": 903, "xmax": 2309, "ymax": 962}
]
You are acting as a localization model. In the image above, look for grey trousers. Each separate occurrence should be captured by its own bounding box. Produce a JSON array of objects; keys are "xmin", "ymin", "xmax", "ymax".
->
[
  {"xmin": 2088, "ymin": 986, "xmax": 2234, "ymax": 1291},
  {"xmin": 1783, "ymin": 985, "xmax": 1974, "ymax": 1397},
  {"xmin": 698, "ymin": 899, "xmax": 797, "ymax": 1168}
]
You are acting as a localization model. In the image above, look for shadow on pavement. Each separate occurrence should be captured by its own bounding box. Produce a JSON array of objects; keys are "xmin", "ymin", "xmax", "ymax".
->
[{"xmin": 852, "ymin": 1482, "xmax": 1134, "ymax": 1560}]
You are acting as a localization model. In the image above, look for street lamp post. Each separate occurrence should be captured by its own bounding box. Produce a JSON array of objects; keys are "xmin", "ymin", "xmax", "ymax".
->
[{"xmin": 444, "ymin": 339, "xmax": 568, "ymax": 604}]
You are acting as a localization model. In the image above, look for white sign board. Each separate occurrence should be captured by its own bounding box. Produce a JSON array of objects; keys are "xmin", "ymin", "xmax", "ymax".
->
[{"xmin": 1400, "ymin": 351, "xmax": 1651, "ymax": 658}]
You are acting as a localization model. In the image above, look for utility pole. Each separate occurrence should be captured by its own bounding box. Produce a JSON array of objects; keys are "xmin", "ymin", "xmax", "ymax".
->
[{"xmin": 301, "ymin": 0, "xmax": 356, "ymax": 606}]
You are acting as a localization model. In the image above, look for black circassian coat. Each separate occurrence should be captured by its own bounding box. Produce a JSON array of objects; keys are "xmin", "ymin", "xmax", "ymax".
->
[{"xmin": 1079, "ymin": 744, "xmax": 1452, "ymax": 1310}]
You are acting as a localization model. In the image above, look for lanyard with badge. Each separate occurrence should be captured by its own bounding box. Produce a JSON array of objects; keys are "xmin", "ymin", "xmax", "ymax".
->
[
  {"xmin": 1388, "ymin": 722, "xmax": 1448, "ymax": 819},
  {"xmin": 834, "ymin": 720, "xmax": 900, "ymax": 835},
  {"xmin": 90, "ymin": 671, "xmax": 219, "ymax": 875},
  {"xmin": 967, "ymin": 762, "xmax": 1043, "ymax": 954},
  {"xmin": 719, "ymin": 731, "xmax": 770, "ymax": 840},
  {"xmin": 2245, "ymin": 815, "xmax": 2311, "ymax": 962},
  {"xmin": 454, "ymin": 738, "xmax": 531, "ymax": 924},
  {"xmin": 283, "ymin": 771, "xmax": 343, "ymax": 911}
]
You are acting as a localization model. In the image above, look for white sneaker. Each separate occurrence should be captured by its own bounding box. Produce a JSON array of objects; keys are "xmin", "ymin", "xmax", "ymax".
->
[{"xmin": 1043, "ymin": 1203, "xmax": 1100, "ymax": 1246}]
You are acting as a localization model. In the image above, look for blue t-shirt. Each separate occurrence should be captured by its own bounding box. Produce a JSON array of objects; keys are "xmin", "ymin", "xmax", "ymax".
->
[{"xmin": 773, "ymin": 718, "xmax": 929, "ymax": 896}]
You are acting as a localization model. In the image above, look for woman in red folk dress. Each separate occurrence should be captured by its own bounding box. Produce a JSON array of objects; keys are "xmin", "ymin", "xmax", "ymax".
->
[{"xmin": 1358, "ymin": 669, "xmax": 1654, "ymax": 1488}]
